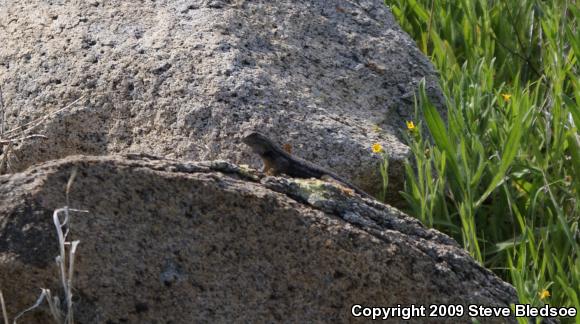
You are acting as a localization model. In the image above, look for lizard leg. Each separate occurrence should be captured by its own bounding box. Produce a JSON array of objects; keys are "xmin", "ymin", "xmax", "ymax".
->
[{"xmin": 263, "ymin": 158, "xmax": 279, "ymax": 176}]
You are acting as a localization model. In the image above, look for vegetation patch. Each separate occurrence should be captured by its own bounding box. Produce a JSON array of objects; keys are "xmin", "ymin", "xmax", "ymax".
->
[{"xmin": 382, "ymin": 0, "xmax": 579, "ymax": 322}]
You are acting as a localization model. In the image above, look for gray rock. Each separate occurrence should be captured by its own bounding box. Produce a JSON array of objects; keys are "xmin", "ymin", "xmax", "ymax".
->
[
  {"xmin": 0, "ymin": 0, "xmax": 444, "ymax": 205},
  {"xmin": 0, "ymin": 155, "xmax": 516, "ymax": 323}
]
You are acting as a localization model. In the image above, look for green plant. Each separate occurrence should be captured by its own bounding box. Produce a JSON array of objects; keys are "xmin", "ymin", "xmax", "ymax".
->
[
  {"xmin": 372, "ymin": 143, "xmax": 390, "ymax": 202},
  {"xmin": 385, "ymin": 0, "xmax": 579, "ymax": 322}
]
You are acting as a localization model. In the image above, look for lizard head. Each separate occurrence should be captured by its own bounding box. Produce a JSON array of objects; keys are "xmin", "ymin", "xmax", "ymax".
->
[{"xmin": 242, "ymin": 131, "xmax": 275, "ymax": 154}]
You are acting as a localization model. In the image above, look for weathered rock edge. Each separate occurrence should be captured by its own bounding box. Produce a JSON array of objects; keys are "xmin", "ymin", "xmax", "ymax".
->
[
  {"xmin": 0, "ymin": 0, "xmax": 446, "ymax": 205},
  {"xmin": 0, "ymin": 155, "xmax": 516, "ymax": 323}
]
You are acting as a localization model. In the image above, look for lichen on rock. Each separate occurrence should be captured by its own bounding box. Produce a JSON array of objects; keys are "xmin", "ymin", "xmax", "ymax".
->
[{"xmin": 0, "ymin": 155, "xmax": 517, "ymax": 323}]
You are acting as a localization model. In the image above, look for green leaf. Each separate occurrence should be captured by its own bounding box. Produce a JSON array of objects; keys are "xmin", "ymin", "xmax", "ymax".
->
[
  {"xmin": 421, "ymin": 85, "xmax": 462, "ymax": 192},
  {"xmin": 476, "ymin": 111, "xmax": 523, "ymax": 207}
]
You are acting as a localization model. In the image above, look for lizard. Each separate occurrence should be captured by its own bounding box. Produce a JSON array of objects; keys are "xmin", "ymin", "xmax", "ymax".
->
[{"xmin": 242, "ymin": 131, "xmax": 374, "ymax": 200}]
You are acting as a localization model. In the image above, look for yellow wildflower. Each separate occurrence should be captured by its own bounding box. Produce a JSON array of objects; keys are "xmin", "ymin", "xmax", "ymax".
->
[
  {"xmin": 501, "ymin": 93, "xmax": 512, "ymax": 102},
  {"xmin": 539, "ymin": 289, "xmax": 550, "ymax": 300},
  {"xmin": 372, "ymin": 143, "xmax": 383, "ymax": 153},
  {"xmin": 406, "ymin": 121, "xmax": 416, "ymax": 132}
]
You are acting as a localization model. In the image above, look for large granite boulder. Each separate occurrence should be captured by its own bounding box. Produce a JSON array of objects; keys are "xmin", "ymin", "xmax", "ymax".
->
[
  {"xmin": 0, "ymin": 155, "xmax": 515, "ymax": 323},
  {"xmin": 0, "ymin": 0, "xmax": 443, "ymax": 205}
]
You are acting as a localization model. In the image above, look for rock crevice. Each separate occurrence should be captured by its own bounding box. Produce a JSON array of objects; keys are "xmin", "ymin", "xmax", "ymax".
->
[
  {"xmin": 0, "ymin": 155, "xmax": 516, "ymax": 323},
  {"xmin": 0, "ymin": 0, "xmax": 444, "ymax": 204}
]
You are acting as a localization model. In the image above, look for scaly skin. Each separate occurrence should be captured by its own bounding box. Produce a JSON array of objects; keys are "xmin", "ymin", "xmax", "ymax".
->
[{"xmin": 242, "ymin": 131, "xmax": 374, "ymax": 200}]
